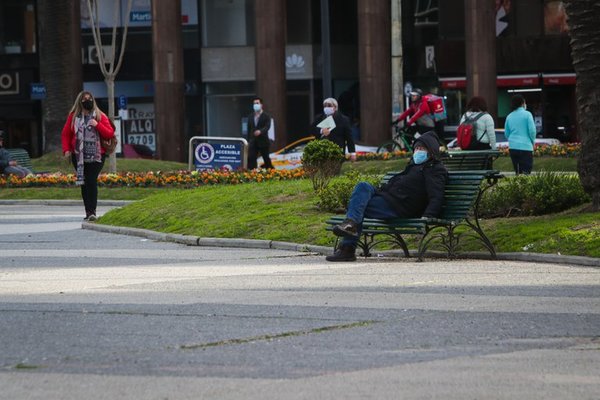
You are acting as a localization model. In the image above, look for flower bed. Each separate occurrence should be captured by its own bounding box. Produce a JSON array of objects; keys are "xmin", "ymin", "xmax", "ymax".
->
[
  {"xmin": 0, "ymin": 168, "xmax": 306, "ymax": 188},
  {"xmin": 354, "ymin": 143, "xmax": 581, "ymax": 161}
]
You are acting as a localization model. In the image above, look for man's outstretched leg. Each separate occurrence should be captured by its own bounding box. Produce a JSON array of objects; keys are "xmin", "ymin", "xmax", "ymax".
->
[{"xmin": 327, "ymin": 182, "xmax": 398, "ymax": 262}]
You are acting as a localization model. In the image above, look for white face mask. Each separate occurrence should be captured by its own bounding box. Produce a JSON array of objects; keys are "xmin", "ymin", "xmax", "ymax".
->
[{"xmin": 324, "ymin": 107, "xmax": 335, "ymax": 116}]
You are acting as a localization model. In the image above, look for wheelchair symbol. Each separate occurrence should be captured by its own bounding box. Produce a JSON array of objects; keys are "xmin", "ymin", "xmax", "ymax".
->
[{"xmin": 195, "ymin": 143, "xmax": 215, "ymax": 164}]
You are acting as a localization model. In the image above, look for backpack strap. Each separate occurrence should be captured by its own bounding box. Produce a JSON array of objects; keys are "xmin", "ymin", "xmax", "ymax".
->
[{"xmin": 473, "ymin": 112, "xmax": 488, "ymax": 142}]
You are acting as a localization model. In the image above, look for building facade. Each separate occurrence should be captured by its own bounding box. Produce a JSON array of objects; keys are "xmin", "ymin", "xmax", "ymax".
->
[
  {"xmin": 0, "ymin": 0, "xmax": 576, "ymax": 160},
  {"xmin": 403, "ymin": 0, "xmax": 576, "ymax": 141}
]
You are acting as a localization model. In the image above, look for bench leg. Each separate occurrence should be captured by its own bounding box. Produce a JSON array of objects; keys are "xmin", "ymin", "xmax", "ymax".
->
[
  {"xmin": 418, "ymin": 225, "xmax": 459, "ymax": 261},
  {"xmin": 463, "ymin": 217, "xmax": 497, "ymax": 258},
  {"xmin": 418, "ymin": 222, "xmax": 496, "ymax": 260},
  {"xmin": 360, "ymin": 233, "xmax": 410, "ymax": 258}
]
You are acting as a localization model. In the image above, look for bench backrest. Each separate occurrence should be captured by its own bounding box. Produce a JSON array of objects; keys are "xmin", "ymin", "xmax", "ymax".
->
[
  {"xmin": 441, "ymin": 150, "xmax": 500, "ymax": 171},
  {"xmin": 382, "ymin": 170, "xmax": 488, "ymax": 222},
  {"xmin": 6, "ymin": 148, "xmax": 34, "ymax": 172}
]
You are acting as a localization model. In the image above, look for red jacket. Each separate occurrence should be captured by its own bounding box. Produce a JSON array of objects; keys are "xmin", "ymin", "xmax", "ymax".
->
[
  {"xmin": 61, "ymin": 112, "xmax": 115, "ymax": 155},
  {"xmin": 396, "ymin": 99, "xmax": 433, "ymax": 127}
]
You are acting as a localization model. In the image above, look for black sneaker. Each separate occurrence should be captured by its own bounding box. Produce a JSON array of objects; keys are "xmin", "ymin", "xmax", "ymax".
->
[
  {"xmin": 326, "ymin": 245, "xmax": 357, "ymax": 262},
  {"xmin": 332, "ymin": 218, "xmax": 359, "ymax": 238}
]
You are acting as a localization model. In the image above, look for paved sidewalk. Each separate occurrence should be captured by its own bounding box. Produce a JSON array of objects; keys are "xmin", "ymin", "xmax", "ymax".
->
[{"xmin": 0, "ymin": 202, "xmax": 599, "ymax": 399}]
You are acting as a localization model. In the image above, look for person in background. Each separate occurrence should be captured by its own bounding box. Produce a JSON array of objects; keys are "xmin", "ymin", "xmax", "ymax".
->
[
  {"xmin": 326, "ymin": 131, "xmax": 447, "ymax": 262},
  {"xmin": 504, "ymin": 94, "xmax": 536, "ymax": 175},
  {"xmin": 459, "ymin": 96, "xmax": 496, "ymax": 150},
  {"xmin": 394, "ymin": 89, "xmax": 435, "ymax": 136},
  {"xmin": 310, "ymin": 97, "xmax": 356, "ymax": 162},
  {"xmin": 0, "ymin": 130, "xmax": 33, "ymax": 178},
  {"xmin": 61, "ymin": 91, "xmax": 115, "ymax": 221},
  {"xmin": 246, "ymin": 97, "xmax": 273, "ymax": 170}
]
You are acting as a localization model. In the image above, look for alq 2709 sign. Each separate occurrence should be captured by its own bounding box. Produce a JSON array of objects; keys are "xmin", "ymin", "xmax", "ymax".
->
[{"xmin": 125, "ymin": 106, "xmax": 156, "ymax": 152}]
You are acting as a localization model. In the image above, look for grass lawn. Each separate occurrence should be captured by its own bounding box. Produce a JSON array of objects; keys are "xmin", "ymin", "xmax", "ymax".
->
[
  {"xmin": 97, "ymin": 179, "xmax": 600, "ymax": 258},
  {"xmin": 6, "ymin": 151, "xmax": 595, "ymax": 259}
]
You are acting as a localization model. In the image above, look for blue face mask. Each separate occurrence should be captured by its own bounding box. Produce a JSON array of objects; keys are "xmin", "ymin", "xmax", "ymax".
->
[
  {"xmin": 253, "ymin": 104, "xmax": 262, "ymax": 112},
  {"xmin": 413, "ymin": 150, "xmax": 429, "ymax": 164},
  {"xmin": 323, "ymin": 107, "xmax": 335, "ymax": 116}
]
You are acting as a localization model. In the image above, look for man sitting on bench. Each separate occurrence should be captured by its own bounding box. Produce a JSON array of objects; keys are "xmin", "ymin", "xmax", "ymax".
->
[
  {"xmin": 327, "ymin": 131, "xmax": 448, "ymax": 262},
  {"xmin": 0, "ymin": 130, "xmax": 33, "ymax": 178}
]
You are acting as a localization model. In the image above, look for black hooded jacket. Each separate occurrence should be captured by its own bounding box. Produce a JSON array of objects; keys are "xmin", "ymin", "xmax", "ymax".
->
[{"xmin": 377, "ymin": 131, "xmax": 448, "ymax": 218}]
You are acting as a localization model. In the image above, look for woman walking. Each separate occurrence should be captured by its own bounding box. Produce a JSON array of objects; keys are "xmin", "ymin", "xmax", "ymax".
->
[
  {"xmin": 61, "ymin": 91, "xmax": 115, "ymax": 221},
  {"xmin": 504, "ymin": 94, "xmax": 536, "ymax": 174}
]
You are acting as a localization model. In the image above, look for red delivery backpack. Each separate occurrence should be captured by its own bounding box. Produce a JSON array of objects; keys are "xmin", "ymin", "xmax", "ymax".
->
[
  {"xmin": 424, "ymin": 94, "xmax": 447, "ymax": 122},
  {"xmin": 456, "ymin": 112, "xmax": 485, "ymax": 150}
]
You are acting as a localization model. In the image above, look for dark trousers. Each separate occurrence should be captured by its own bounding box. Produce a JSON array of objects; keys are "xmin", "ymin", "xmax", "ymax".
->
[
  {"xmin": 247, "ymin": 143, "xmax": 273, "ymax": 169},
  {"xmin": 434, "ymin": 119, "xmax": 446, "ymax": 141},
  {"xmin": 342, "ymin": 182, "xmax": 399, "ymax": 248},
  {"xmin": 509, "ymin": 149, "xmax": 533, "ymax": 175},
  {"xmin": 72, "ymin": 155, "xmax": 105, "ymax": 215}
]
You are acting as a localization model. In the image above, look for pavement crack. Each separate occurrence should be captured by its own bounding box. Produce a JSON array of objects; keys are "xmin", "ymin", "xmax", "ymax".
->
[{"xmin": 179, "ymin": 320, "xmax": 379, "ymax": 350}]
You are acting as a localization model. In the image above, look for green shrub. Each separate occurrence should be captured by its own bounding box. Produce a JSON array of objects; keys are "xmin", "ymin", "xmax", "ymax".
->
[
  {"xmin": 316, "ymin": 170, "xmax": 381, "ymax": 213},
  {"xmin": 479, "ymin": 172, "xmax": 590, "ymax": 217},
  {"xmin": 301, "ymin": 139, "xmax": 345, "ymax": 191}
]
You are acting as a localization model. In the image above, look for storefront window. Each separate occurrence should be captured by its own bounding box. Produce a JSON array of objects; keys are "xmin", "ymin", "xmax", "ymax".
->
[
  {"xmin": 204, "ymin": 82, "xmax": 255, "ymax": 138},
  {"xmin": 0, "ymin": 1, "xmax": 36, "ymax": 54},
  {"xmin": 201, "ymin": 0, "xmax": 255, "ymax": 47}
]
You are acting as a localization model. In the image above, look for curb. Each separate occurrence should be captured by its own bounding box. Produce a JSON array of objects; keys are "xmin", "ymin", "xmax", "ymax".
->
[
  {"xmin": 83, "ymin": 222, "xmax": 332, "ymax": 256},
  {"xmin": 82, "ymin": 222, "xmax": 600, "ymax": 268}
]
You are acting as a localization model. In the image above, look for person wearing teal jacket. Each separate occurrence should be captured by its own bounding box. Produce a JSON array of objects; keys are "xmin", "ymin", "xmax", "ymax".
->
[{"xmin": 504, "ymin": 95, "xmax": 536, "ymax": 174}]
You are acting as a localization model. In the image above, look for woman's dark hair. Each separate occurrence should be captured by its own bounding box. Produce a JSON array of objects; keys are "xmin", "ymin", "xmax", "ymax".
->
[
  {"xmin": 510, "ymin": 95, "xmax": 525, "ymax": 111},
  {"xmin": 467, "ymin": 96, "xmax": 488, "ymax": 112}
]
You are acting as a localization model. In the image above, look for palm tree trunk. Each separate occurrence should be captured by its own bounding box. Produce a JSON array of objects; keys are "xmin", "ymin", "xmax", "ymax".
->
[{"xmin": 564, "ymin": 1, "xmax": 600, "ymax": 210}]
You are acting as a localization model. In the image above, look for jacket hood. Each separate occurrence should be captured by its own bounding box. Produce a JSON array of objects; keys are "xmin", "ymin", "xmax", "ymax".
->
[{"xmin": 414, "ymin": 131, "xmax": 441, "ymax": 159}]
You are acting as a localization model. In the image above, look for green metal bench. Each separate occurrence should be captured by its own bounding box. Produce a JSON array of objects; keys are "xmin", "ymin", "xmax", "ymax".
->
[
  {"xmin": 441, "ymin": 150, "xmax": 501, "ymax": 171},
  {"xmin": 5, "ymin": 148, "xmax": 35, "ymax": 173},
  {"xmin": 325, "ymin": 170, "xmax": 503, "ymax": 261}
]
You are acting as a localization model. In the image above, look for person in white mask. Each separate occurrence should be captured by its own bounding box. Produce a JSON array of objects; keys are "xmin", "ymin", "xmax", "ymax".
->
[
  {"xmin": 310, "ymin": 97, "xmax": 356, "ymax": 161},
  {"xmin": 246, "ymin": 97, "xmax": 273, "ymax": 169}
]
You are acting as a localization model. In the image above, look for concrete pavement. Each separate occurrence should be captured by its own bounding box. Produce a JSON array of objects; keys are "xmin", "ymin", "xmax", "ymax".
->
[{"xmin": 0, "ymin": 202, "xmax": 599, "ymax": 399}]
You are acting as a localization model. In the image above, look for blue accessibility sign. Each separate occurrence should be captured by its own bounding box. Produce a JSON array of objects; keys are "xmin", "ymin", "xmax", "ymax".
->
[{"xmin": 194, "ymin": 142, "xmax": 243, "ymax": 171}]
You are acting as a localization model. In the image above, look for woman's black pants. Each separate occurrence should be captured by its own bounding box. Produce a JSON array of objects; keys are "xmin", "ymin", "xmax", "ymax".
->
[{"xmin": 72, "ymin": 155, "xmax": 105, "ymax": 215}]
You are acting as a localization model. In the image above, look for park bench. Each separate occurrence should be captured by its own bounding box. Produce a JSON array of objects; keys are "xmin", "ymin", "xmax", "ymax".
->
[
  {"xmin": 441, "ymin": 150, "xmax": 501, "ymax": 171},
  {"xmin": 4, "ymin": 148, "xmax": 36, "ymax": 174},
  {"xmin": 325, "ymin": 170, "xmax": 503, "ymax": 261}
]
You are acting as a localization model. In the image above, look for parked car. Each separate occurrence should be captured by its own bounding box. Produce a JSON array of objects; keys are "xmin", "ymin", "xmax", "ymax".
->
[
  {"xmin": 257, "ymin": 136, "xmax": 378, "ymax": 170},
  {"xmin": 446, "ymin": 129, "xmax": 560, "ymax": 150}
]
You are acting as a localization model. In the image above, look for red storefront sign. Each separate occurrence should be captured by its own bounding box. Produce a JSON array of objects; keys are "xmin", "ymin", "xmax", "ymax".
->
[
  {"xmin": 440, "ymin": 73, "xmax": 575, "ymax": 89},
  {"xmin": 543, "ymin": 73, "xmax": 576, "ymax": 85},
  {"xmin": 497, "ymin": 75, "xmax": 539, "ymax": 87}
]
